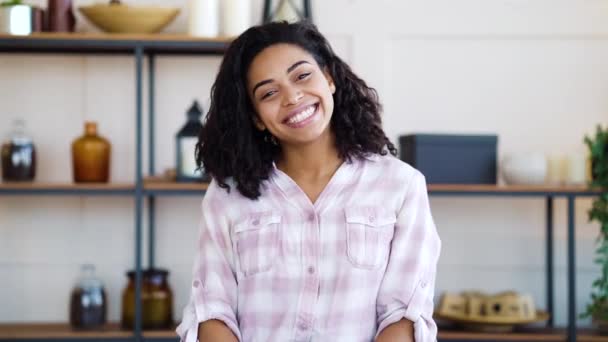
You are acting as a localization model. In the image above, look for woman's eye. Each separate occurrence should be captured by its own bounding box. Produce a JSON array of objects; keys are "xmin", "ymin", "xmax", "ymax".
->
[
  {"xmin": 261, "ymin": 90, "xmax": 276, "ymax": 100},
  {"xmin": 297, "ymin": 72, "xmax": 311, "ymax": 80}
]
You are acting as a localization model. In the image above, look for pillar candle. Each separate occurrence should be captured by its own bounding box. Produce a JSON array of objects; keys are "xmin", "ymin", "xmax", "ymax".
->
[
  {"xmin": 546, "ymin": 155, "xmax": 565, "ymax": 185},
  {"xmin": 188, "ymin": 0, "xmax": 219, "ymax": 37},
  {"xmin": 221, "ymin": 0, "xmax": 251, "ymax": 37},
  {"xmin": 565, "ymin": 154, "xmax": 587, "ymax": 185}
]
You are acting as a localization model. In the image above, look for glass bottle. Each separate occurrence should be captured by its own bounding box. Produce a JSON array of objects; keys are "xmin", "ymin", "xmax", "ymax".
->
[
  {"xmin": 69, "ymin": 264, "xmax": 107, "ymax": 330},
  {"xmin": 1, "ymin": 119, "xmax": 36, "ymax": 182},
  {"xmin": 47, "ymin": 0, "xmax": 76, "ymax": 32},
  {"xmin": 121, "ymin": 268, "xmax": 174, "ymax": 330},
  {"xmin": 72, "ymin": 122, "xmax": 111, "ymax": 183}
]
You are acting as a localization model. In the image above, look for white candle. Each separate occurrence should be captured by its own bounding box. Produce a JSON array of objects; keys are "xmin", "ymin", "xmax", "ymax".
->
[
  {"xmin": 546, "ymin": 155, "xmax": 565, "ymax": 185},
  {"xmin": 188, "ymin": 0, "xmax": 219, "ymax": 37},
  {"xmin": 565, "ymin": 154, "xmax": 587, "ymax": 185},
  {"xmin": 221, "ymin": 0, "xmax": 251, "ymax": 37}
]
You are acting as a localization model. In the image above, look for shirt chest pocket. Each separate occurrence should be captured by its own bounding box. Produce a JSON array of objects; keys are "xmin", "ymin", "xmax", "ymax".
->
[
  {"xmin": 234, "ymin": 212, "xmax": 281, "ymax": 277},
  {"xmin": 345, "ymin": 206, "xmax": 396, "ymax": 269}
]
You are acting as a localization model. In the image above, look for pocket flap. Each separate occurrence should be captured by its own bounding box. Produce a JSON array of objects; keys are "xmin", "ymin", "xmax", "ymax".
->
[
  {"xmin": 344, "ymin": 206, "xmax": 396, "ymax": 227},
  {"xmin": 234, "ymin": 212, "xmax": 281, "ymax": 233}
]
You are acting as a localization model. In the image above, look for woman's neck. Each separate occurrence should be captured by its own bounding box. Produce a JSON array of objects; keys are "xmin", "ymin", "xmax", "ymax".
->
[{"xmin": 276, "ymin": 131, "xmax": 342, "ymax": 182}]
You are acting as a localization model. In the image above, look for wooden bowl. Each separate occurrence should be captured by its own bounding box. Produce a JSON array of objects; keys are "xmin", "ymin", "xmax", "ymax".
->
[{"xmin": 79, "ymin": 3, "xmax": 180, "ymax": 34}]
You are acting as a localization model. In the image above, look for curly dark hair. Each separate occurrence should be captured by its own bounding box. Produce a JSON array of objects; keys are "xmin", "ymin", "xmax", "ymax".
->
[{"xmin": 196, "ymin": 20, "xmax": 397, "ymax": 200}]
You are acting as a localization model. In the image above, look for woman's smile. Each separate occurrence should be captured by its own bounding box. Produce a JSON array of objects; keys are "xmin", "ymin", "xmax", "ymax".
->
[{"xmin": 283, "ymin": 103, "xmax": 319, "ymax": 128}]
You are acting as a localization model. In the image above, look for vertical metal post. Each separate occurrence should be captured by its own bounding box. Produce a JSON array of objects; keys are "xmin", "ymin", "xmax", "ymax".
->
[
  {"xmin": 148, "ymin": 53, "xmax": 156, "ymax": 270},
  {"xmin": 567, "ymin": 195, "xmax": 576, "ymax": 342},
  {"xmin": 303, "ymin": 0, "xmax": 312, "ymax": 21},
  {"xmin": 262, "ymin": 0, "xmax": 272, "ymax": 23},
  {"xmin": 134, "ymin": 45, "xmax": 144, "ymax": 342},
  {"xmin": 546, "ymin": 196, "xmax": 554, "ymax": 327}
]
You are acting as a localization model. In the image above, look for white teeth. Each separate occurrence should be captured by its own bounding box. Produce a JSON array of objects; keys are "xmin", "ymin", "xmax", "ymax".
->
[{"xmin": 287, "ymin": 105, "xmax": 316, "ymax": 125}]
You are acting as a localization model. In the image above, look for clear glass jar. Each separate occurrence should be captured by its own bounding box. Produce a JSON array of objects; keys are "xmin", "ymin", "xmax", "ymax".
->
[
  {"xmin": 69, "ymin": 264, "xmax": 107, "ymax": 330},
  {"xmin": 1, "ymin": 119, "xmax": 36, "ymax": 182}
]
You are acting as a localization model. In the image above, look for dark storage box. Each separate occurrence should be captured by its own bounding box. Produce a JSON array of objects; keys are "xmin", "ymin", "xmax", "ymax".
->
[{"xmin": 399, "ymin": 134, "xmax": 498, "ymax": 184}]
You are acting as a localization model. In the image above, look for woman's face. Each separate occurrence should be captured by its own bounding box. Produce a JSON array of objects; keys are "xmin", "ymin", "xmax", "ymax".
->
[{"xmin": 247, "ymin": 43, "xmax": 336, "ymax": 148}]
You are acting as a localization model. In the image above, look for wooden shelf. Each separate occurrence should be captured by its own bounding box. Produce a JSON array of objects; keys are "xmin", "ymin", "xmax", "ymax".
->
[
  {"xmin": 0, "ymin": 182, "xmax": 134, "ymax": 196},
  {"xmin": 428, "ymin": 183, "xmax": 602, "ymax": 196},
  {"xmin": 0, "ymin": 32, "xmax": 232, "ymax": 55},
  {"xmin": 143, "ymin": 177, "xmax": 208, "ymax": 196},
  {"xmin": 0, "ymin": 323, "xmax": 177, "ymax": 340},
  {"xmin": 439, "ymin": 328, "xmax": 608, "ymax": 341},
  {"xmin": 2, "ymin": 324, "xmax": 608, "ymax": 341}
]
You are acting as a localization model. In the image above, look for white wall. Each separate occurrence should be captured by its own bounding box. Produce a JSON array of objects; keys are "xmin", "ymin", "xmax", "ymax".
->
[{"xmin": 1, "ymin": 0, "xmax": 606, "ymax": 328}]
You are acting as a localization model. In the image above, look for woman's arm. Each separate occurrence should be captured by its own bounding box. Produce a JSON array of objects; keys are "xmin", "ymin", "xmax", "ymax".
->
[
  {"xmin": 375, "ymin": 319, "xmax": 414, "ymax": 342},
  {"xmin": 198, "ymin": 320, "xmax": 239, "ymax": 342},
  {"xmin": 375, "ymin": 170, "xmax": 441, "ymax": 341}
]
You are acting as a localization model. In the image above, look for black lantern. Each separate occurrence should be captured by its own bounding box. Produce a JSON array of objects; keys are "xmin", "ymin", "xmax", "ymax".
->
[
  {"xmin": 176, "ymin": 100, "xmax": 207, "ymax": 182},
  {"xmin": 263, "ymin": 0, "xmax": 312, "ymax": 23}
]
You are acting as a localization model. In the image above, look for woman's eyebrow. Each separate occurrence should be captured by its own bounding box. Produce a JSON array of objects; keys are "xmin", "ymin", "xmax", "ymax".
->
[
  {"xmin": 287, "ymin": 60, "xmax": 310, "ymax": 73},
  {"xmin": 252, "ymin": 60, "xmax": 311, "ymax": 96}
]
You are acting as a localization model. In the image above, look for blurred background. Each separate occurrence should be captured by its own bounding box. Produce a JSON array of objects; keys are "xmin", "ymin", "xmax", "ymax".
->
[{"xmin": 1, "ymin": 0, "xmax": 607, "ymax": 340}]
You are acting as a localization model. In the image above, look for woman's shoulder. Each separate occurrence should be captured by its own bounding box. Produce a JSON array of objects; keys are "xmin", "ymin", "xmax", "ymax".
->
[{"xmin": 360, "ymin": 152, "xmax": 421, "ymax": 182}]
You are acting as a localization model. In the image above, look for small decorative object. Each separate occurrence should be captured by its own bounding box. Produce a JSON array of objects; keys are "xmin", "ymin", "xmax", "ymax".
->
[
  {"xmin": 399, "ymin": 134, "xmax": 498, "ymax": 184},
  {"xmin": 581, "ymin": 125, "xmax": 608, "ymax": 331},
  {"xmin": 220, "ymin": 0, "xmax": 251, "ymax": 37},
  {"xmin": 47, "ymin": 0, "xmax": 75, "ymax": 32},
  {"xmin": 121, "ymin": 268, "xmax": 173, "ymax": 330},
  {"xmin": 72, "ymin": 122, "xmax": 111, "ymax": 183},
  {"xmin": 501, "ymin": 153, "xmax": 547, "ymax": 185},
  {"xmin": 564, "ymin": 153, "xmax": 588, "ymax": 185},
  {"xmin": 435, "ymin": 290, "xmax": 549, "ymax": 333},
  {"xmin": 176, "ymin": 100, "xmax": 208, "ymax": 182},
  {"xmin": 79, "ymin": 0, "xmax": 179, "ymax": 34},
  {"xmin": 69, "ymin": 264, "xmax": 107, "ymax": 330},
  {"xmin": 1, "ymin": 119, "xmax": 36, "ymax": 182},
  {"xmin": 188, "ymin": 0, "xmax": 219, "ymax": 37},
  {"xmin": 262, "ymin": 0, "xmax": 312, "ymax": 23},
  {"xmin": 546, "ymin": 154, "xmax": 566, "ymax": 185},
  {"xmin": 0, "ymin": 1, "xmax": 33, "ymax": 35}
]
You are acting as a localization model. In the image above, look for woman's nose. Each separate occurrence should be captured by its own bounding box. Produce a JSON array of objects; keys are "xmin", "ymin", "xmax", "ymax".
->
[{"xmin": 283, "ymin": 87, "xmax": 303, "ymax": 106}]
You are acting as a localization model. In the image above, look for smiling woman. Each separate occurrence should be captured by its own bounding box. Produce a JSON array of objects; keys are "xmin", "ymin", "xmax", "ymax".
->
[{"xmin": 176, "ymin": 21, "xmax": 441, "ymax": 342}]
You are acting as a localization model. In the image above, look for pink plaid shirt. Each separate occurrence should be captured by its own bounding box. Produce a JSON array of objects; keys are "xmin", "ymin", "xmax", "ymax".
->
[{"xmin": 176, "ymin": 154, "xmax": 441, "ymax": 342}]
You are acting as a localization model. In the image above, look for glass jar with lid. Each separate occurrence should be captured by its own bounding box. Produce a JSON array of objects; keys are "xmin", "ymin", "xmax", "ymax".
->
[
  {"xmin": 69, "ymin": 264, "xmax": 107, "ymax": 329},
  {"xmin": 121, "ymin": 268, "xmax": 173, "ymax": 330},
  {"xmin": 1, "ymin": 119, "xmax": 36, "ymax": 182}
]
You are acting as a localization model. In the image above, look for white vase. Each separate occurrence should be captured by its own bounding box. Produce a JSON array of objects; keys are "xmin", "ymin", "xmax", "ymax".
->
[
  {"xmin": 221, "ymin": 0, "xmax": 251, "ymax": 37},
  {"xmin": 501, "ymin": 153, "xmax": 547, "ymax": 185},
  {"xmin": 188, "ymin": 0, "xmax": 219, "ymax": 37}
]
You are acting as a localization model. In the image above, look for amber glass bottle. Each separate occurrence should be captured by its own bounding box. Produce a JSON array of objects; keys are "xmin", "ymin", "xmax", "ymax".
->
[{"xmin": 72, "ymin": 122, "xmax": 110, "ymax": 183}]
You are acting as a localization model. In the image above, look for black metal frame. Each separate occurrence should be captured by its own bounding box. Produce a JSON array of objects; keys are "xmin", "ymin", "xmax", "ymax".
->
[
  {"xmin": 0, "ymin": 35, "xmax": 603, "ymax": 342},
  {"xmin": 430, "ymin": 190, "xmax": 601, "ymax": 342},
  {"xmin": 0, "ymin": 36, "xmax": 225, "ymax": 342}
]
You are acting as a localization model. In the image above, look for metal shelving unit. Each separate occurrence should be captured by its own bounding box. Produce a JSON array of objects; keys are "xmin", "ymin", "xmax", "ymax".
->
[
  {"xmin": 0, "ymin": 33, "xmax": 227, "ymax": 342},
  {"xmin": 0, "ymin": 33, "xmax": 605, "ymax": 342}
]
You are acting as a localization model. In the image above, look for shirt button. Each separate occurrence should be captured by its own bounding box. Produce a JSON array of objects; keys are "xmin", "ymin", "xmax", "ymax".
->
[
  {"xmin": 308, "ymin": 213, "xmax": 316, "ymax": 222},
  {"xmin": 420, "ymin": 281, "xmax": 427, "ymax": 288},
  {"xmin": 307, "ymin": 266, "xmax": 315, "ymax": 275},
  {"xmin": 298, "ymin": 322, "xmax": 309, "ymax": 330},
  {"xmin": 252, "ymin": 219, "xmax": 260, "ymax": 226},
  {"xmin": 369, "ymin": 215, "xmax": 375, "ymax": 223},
  {"xmin": 193, "ymin": 280, "xmax": 200, "ymax": 288}
]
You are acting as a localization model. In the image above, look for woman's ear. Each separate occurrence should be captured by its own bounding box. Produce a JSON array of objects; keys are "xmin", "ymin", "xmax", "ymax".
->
[
  {"xmin": 253, "ymin": 116, "xmax": 266, "ymax": 131},
  {"xmin": 323, "ymin": 68, "xmax": 336, "ymax": 94}
]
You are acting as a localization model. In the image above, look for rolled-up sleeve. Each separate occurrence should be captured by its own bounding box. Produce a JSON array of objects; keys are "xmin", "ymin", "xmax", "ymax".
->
[
  {"xmin": 176, "ymin": 181, "xmax": 242, "ymax": 342},
  {"xmin": 376, "ymin": 170, "xmax": 441, "ymax": 341}
]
